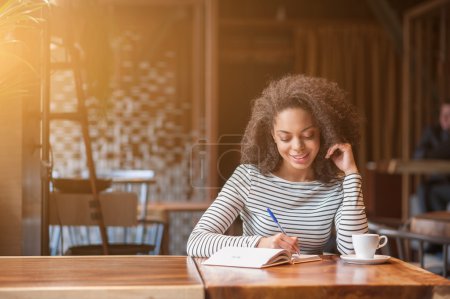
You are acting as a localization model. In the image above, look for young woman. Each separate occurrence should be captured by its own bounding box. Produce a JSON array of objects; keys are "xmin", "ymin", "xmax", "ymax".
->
[{"xmin": 187, "ymin": 74, "xmax": 368, "ymax": 257}]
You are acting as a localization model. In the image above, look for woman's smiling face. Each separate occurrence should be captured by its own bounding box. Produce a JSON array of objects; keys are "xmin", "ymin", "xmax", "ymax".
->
[{"xmin": 272, "ymin": 107, "xmax": 321, "ymax": 181}]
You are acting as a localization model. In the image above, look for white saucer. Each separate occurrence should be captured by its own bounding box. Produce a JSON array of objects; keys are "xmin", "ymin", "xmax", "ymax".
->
[{"xmin": 340, "ymin": 254, "xmax": 391, "ymax": 265}]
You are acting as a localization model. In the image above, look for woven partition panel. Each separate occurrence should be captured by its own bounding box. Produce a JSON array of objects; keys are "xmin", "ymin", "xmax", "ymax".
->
[{"xmin": 49, "ymin": 5, "xmax": 206, "ymax": 255}]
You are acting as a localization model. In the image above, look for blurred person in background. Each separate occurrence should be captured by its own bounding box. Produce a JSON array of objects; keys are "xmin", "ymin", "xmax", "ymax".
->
[{"xmin": 413, "ymin": 100, "xmax": 450, "ymax": 213}]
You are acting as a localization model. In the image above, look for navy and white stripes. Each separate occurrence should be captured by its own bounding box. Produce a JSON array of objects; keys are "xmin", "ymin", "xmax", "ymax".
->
[{"xmin": 187, "ymin": 164, "xmax": 368, "ymax": 257}]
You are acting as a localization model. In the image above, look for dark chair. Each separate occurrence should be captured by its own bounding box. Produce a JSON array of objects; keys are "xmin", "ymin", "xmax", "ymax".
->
[
  {"xmin": 49, "ymin": 191, "xmax": 166, "ymax": 255},
  {"xmin": 368, "ymin": 217, "xmax": 450, "ymax": 278}
]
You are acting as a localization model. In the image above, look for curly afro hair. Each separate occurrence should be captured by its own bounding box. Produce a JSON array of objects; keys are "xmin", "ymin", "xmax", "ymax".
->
[{"xmin": 241, "ymin": 74, "xmax": 361, "ymax": 183}]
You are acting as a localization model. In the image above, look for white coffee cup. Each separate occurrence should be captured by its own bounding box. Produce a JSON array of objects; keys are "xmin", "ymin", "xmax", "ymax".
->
[{"xmin": 352, "ymin": 233, "xmax": 388, "ymax": 259}]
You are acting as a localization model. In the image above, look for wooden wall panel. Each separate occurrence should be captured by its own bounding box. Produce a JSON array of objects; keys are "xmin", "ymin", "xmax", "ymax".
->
[
  {"xmin": 293, "ymin": 23, "xmax": 401, "ymax": 167},
  {"xmin": 0, "ymin": 99, "xmax": 23, "ymax": 255}
]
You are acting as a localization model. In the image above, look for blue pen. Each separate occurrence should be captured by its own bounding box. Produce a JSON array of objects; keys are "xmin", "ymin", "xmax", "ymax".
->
[
  {"xmin": 266, "ymin": 207, "xmax": 287, "ymax": 235},
  {"xmin": 267, "ymin": 207, "xmax": 300, "ymax": 254}
]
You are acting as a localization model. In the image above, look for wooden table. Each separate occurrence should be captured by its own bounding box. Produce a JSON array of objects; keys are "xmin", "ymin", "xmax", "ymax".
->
[
  {"xmin": 146, "ymin": 201, "xmax": 211, "ymax": 254},
  {"xmin": 368, "ymin": 159, "xmax": 450, "ymax": 219},
  {"xmin": 411, "ymin": 211, "xmax": 450, "ymax": 238},
  {"xmin": 1, "ymin": 255, "xmax": 449, "ymax": 299},
  {"xmin": 0, "ymin": 256, "xmax": 203, "ymax": 299},
  {"xmin": 411, "ymin": 211, "xmax": 450, "ymax": 277},
  {"xmin": 372, "ymin": 159, "xmax": 450, "ymax": 175},
  {"xmin": 194, "ymin": 255, "xmax": 450, "ymax": 299}
]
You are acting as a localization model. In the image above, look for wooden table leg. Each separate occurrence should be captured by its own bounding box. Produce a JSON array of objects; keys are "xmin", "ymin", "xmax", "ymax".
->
[{"xmin": 161, "ymin": 212, "xmax": 170, "ymax": 255}]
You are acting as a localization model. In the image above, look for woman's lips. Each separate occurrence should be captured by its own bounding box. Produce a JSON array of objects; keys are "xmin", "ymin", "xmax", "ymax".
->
[{"xmin": 290, "ymin": 152, "xmax": 309, "ymax": 163}]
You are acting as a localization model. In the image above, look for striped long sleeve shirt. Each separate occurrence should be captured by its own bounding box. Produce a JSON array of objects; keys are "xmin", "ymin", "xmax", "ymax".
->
[{"xmin": 187, "ymin": 164, "xmax": 368, "ymax": 258}]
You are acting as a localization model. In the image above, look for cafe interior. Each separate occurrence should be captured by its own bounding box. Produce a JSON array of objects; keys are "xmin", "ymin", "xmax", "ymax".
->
[{"xmin": 0, "ymin": 0, "xmax": 449, "ymax": 297}]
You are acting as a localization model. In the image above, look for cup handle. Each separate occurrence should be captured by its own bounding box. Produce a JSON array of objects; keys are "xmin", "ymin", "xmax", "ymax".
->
[{"xmin": 377, "ymin": 235, "xmax": 388, "ymax": 249}]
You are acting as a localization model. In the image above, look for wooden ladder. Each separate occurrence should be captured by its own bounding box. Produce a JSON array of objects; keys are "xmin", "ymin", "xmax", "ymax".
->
[{"xmin": 49, "ymin": 23, "xmax": 109, "ymax": 255}]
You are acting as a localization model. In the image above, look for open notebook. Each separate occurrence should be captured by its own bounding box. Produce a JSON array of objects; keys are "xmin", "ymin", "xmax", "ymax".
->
[{"xmin": 202, "ymin": 247, "xmax": 321, "ymax": 269}]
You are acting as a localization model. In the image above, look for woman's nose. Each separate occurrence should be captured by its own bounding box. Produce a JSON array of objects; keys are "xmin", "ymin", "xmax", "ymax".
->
[{"xmin": 292, "ymin": 138, "xmax": 305, "ymax": 151}]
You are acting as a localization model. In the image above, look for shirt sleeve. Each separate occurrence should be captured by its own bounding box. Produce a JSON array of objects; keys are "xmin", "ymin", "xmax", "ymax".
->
[
  {"xmin": 186, "ymin": 165, "xmax": 262, "ymax": 257},
  {"xmin": 334, "ymin": 173, "xmax": 368, "ymax": 255}
]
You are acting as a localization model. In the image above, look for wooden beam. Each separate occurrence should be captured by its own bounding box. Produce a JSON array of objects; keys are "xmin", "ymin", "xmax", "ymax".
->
[
  {"xmin": 405, "ymin": 0, "xmax": 449, "ymax": 19},
  {"xmin": 40, "ymin": 5, "xmax": 51, "ymax": 256},
  {"xmin": 365, "ymin": 0, "xmax": 402, "ymax": 54},
  {"xmin": 99, "ymin": 0, "xmax": 204, "ymax": 6},
  {"xmin": 204, "ymin": 0, "xmax": 218, "ymax": 200},
  {"xmin": 401, "ymin": 7, "xmax": 411, "ymax": 220}
]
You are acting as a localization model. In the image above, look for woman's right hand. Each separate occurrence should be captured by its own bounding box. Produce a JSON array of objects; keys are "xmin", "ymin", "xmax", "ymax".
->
[{"xmin": 257, "ymin": 233, "xmax": 299, "ymax": 254}]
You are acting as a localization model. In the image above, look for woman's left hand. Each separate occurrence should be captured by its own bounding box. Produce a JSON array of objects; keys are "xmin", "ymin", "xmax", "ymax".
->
[{"xmin": 325, "ymin": 143, "xmax": 359, "ymax": 175}]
